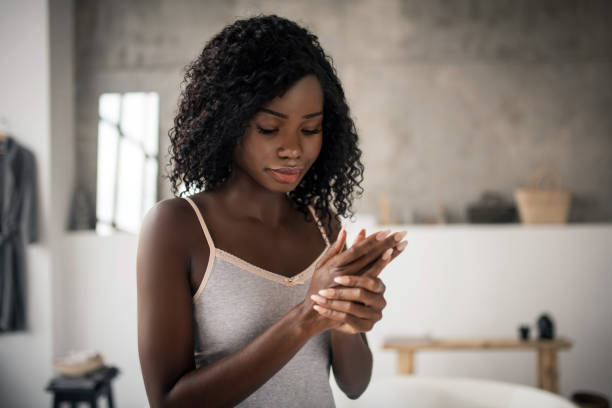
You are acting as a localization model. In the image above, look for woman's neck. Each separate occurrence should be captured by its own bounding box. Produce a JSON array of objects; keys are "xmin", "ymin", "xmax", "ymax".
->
[{"xmin": 212, "ymin": 170, "xmax": 294, "ymax": 227}]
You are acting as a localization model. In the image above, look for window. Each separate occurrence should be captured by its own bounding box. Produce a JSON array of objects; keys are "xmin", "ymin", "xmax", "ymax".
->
[{"xmin": 96, "ymin": 92, "xmax": 159, "ymax": 235}]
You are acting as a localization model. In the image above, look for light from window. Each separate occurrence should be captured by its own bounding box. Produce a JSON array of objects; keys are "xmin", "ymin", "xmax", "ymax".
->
[{"xmin": 96, "ymin": 92, "xmax": 159, "ymax": 235}]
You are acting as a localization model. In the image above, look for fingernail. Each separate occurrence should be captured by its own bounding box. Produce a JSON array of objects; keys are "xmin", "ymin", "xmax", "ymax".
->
[
  {"xmin": 393, "ymin": 231, "xmax": 407, "ymax": 242},
  {"xmin": 319, "ymin": 289, "xmax": 334, "ymax": 297},
  {"xmin": 310, "ymin": 294, "xmax": 327, "ymax": 304},
  {"xmin": 336, "ymin": 229, "xmax": 344, "ymax": 243},
  {"xmin": 334, "ymin": 276, "xmax": 350, "ymax": 285},
  {"xmin": 382, "ymin": 248, "xmax": 393, "ymax": 260},
  {"xmin": 376, "ymin": 230, "xmax": 391, "ymax": 241},
  {"xmin": 397, "ymin": 241, "xmax": 407, "ymax": 251}
]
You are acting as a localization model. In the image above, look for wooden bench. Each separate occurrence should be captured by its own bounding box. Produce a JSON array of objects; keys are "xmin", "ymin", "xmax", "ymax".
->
[{"xmin": 383, "ymin": 337, "xmax": 572, "ymax": 393}]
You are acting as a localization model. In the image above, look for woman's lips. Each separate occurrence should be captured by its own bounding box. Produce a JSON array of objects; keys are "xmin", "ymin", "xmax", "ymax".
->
[{"xmin": 268, "ymin": 168, "xmax": 302, "ymax": 183}]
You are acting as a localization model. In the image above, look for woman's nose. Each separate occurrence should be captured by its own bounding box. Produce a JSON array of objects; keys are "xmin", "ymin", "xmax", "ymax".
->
[{"xmin": 278, "ymin": 132, "xmax": 302, "ymax": 158}]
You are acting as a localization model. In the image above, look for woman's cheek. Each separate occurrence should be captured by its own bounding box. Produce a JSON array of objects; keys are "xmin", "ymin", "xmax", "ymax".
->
[{"xmin": 308, "ymin": 133, "xmax": 323, "ymax": 156}]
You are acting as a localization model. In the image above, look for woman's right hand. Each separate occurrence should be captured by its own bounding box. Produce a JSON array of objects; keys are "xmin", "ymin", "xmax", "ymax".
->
[{"xmin": 299, "ymin": 228, "xmax": 401, "ymax": 335}]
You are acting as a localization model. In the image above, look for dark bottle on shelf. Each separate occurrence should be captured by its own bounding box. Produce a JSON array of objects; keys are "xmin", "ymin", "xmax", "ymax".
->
[{"xmin": 537, "ymin": 313, "xmax": 555, "ymax": 340}]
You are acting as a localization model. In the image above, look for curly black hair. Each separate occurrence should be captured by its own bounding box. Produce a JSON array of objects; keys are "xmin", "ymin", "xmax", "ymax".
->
[{"xmin": 166, "ymin": 14, "xmax": 364, "ymax": 230}]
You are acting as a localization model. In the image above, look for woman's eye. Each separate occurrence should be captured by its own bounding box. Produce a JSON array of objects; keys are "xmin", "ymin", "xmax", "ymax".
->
[
  {"xmin": 256, "ymin": 125, "xmax": 278, "ymax": 135},
  {"xmin": 255, "ymin": 125, "xmax": 321, "ymax": 135},
  {"xmin": 302, "ymin": 128, "xmax": 321, "ymax": 135}
]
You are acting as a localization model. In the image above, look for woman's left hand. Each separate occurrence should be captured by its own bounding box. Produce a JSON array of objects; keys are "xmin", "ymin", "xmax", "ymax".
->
[{"xmin": 310, "ymin": 273, "xmax": 387, "ymax": 334}]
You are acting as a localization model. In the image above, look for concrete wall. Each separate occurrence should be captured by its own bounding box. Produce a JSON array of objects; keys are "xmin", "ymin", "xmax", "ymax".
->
[{"xmin": 74, "ymin": 0, "xmax": 612, "ymax": 223}]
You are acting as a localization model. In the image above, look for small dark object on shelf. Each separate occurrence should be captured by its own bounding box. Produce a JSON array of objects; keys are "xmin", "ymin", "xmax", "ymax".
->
[
  {"xmin": 467, "ymin": 191, "xmax": 517, "ymax": 223},
  {"xmin": 571, "ymin": 391, "xmax": 610, "ymax": 408},
  {"xmin": 519, "ymin": 325, "xmax": 530, "ymax": 341},
  {"xmin": 537, "ymin": 313, "xmax": 555, "ymax": 340}
]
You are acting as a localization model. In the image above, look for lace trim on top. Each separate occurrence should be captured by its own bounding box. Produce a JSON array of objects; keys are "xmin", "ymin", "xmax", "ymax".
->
[
  {"xmin": 182, "ymin": 197, "xmax": 331, "ymax": 300},
  {"xmin": 215, "ymin": 246, "xmax": 328, "ymax": 286}
]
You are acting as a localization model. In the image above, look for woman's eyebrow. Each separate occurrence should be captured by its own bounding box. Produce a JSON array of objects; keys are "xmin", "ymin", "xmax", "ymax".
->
[{"xmin": 258, "ymin": 108, "xmax": 323, "ymax": 119}]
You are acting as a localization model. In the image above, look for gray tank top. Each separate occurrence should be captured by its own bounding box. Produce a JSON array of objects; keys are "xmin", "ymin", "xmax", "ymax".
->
[{"xmin": 183, "ymin": 196, "xmax": 335, "ymax": 407}]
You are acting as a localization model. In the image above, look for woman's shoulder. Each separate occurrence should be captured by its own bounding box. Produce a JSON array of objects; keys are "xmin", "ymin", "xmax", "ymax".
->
[
  {"xmin": 144, "ymin": 195, "xmax": 197, "ymax": 225},
  {"xmin": 140, "ymin": 196, "xmax": 206, "ymax": 249}
]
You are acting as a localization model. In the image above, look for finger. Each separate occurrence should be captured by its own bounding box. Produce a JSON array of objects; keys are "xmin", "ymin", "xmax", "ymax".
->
[
  {"xmin": 330, "ymin": 229, "xmax": 390, "ymax": 267},
  {"xmin": 381, "ymin": 239, "xmax": 408, "ymax": 265},
  {"xmin": 359, "ymin": 239, "xmax": 407, "ymax": 278},
  {"xmin": 311, "ymin": 295, "xmax": 383, "ymax": 320},
  {"xmin": 333, "ymin": 275, "xmax": 385, "ymax": 294},
  {"xmin": 352, "ymin": 228, "xmax": 366, "ymax": 247},
  {"xmin": 318, "ymin": 287, "xmax": 385, "ymax": 309},
  {"xmin": 330, "ymin": 231, "xmax": 399, "ymax": 272},
  {"xmin": 316, "ymin": 228, "xmax": 346, "ymax": 269},
  {"xmin": 341, "ymin": 235, "xmax": 397, "ymax": 275},
  {"xmin": 312, "ymin": 304, "xmax": 348, "ymax": 322},
  {"xmin": 313, "ymin": 306, "xmax": 373, "ymax": 332},
  {"xmin": 387, "ymin": 240, "xmax": 407, "ymax": 263},
  {"xmin": 364, "ymin": 248, "xmax": 393, "ymax": 278}
]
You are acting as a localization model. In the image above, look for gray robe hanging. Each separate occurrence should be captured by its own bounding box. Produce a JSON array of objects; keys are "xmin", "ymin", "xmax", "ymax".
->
[{"xmin": 0, "ymin": 136, "xmax": 38, "ymax": 332}]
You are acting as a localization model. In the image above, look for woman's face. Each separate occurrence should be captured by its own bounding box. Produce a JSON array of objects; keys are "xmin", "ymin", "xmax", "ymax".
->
[{"xmin": 234, "ymin": 74, "xmax": 324, "ymax": 193}]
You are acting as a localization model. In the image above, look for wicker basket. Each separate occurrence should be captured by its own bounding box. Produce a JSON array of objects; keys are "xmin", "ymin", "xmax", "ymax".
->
[
  {"xmin": 514, "ymin": 169, "xmax": 571, "ymax": 224},
  {"xmin": 53, "ymin": 351, "xmax": 105, "ymax": 376}
]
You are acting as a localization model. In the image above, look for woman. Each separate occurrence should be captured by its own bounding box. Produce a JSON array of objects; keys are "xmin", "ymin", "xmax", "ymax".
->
[{"xmin": 137, "ymin": 14, "xmax": 407, "ymax": 407}]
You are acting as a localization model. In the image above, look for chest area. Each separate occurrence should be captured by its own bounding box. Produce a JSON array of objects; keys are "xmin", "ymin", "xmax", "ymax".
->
[{"xmin": 188, "ymin": 206, "xmax": 327, "ymax": 296}]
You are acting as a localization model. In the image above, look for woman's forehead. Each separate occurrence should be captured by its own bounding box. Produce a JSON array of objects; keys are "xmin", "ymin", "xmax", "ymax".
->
[
  {"xmin": 258, "ymin": 75, "xmax": 324, "ymax": 118},
  {"xmin": 256, "ymin": 108, "xmax": 323, "ymax": 120}
]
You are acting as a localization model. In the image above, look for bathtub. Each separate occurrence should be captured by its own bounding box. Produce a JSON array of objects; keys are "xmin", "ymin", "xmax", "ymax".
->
[{"xmin": 333, "ymin": 376, "xmax": 578, "ymax": 408}]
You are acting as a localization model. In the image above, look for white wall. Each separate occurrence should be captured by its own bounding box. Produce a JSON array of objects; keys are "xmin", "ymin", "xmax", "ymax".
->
[
  {"xmin": 0, "ymin": 1, "xmax": 53, "ymax": 407},
  {"xmin": 336, "ymin": 221, "xmax": 612, "ymax": 404},
  {"xmin": 59, "ymin": 223, "xmax": 612, "ymax": 406},
  {"xmin": 0, "ymin": 0, "xmax": 75, "ymax": 406},
  {"xmin": 57, "ymin": 232, "xmax": 143, "ymax": 407}
]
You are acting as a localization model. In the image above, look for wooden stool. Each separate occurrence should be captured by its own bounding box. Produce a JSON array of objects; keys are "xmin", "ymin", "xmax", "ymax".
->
[{"xmin": 45, "ymin": 366, "xmax": 119, "ymax": 408}]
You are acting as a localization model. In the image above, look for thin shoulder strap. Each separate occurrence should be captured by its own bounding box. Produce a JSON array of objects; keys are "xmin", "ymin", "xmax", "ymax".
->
[
  {"xmin": 308, "ymin": 205, "xmax": 331, "ymax": 247},
  {"xmin": 182, "ymin": 196, "xmax": 216, "ymax": 302},
  {"xmin": 183, "ymin": 196, "xmax": 216, "ymax": 252}
]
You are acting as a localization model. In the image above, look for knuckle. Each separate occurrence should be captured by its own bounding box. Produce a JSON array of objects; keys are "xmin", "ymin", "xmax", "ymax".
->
[{"xmin": 328, "ymin": 265, "xmax": 342, "ymax": 275}]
